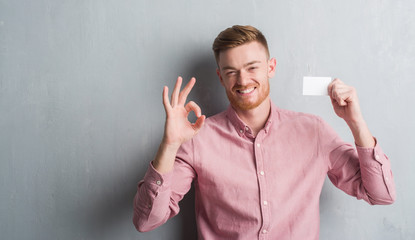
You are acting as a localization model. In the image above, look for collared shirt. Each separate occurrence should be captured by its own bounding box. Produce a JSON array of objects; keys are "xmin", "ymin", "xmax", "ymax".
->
[{"xmin": 133, "ymin": 102, "xmax": 395, "ymax": 240}]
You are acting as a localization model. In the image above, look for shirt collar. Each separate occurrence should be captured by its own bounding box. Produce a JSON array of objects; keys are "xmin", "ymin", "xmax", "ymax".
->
[{"xmin": 225, "ymin": 100, "xmax": 277, "ymax": 137}]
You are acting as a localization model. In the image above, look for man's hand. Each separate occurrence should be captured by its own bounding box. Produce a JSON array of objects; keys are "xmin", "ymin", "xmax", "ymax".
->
[
  {"xmin": 328, "ymin": 78, "xmax": 363, "ymax": 124},
  {"xmin": 328, "ymin": 78, "xmax": 375, "ymax": 147},
  {"xmin": 162, "ymin": 76, "xmax": 205, "ymax": 148},
  {"xmin": 153, "ymin": 77, "xmax": 205, "ymax": 173}
]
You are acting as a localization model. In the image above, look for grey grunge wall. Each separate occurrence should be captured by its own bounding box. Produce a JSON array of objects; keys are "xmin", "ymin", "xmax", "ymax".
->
[{"xmin": 1, "ymin": 0, "xmax": 414, "ymax": 239}]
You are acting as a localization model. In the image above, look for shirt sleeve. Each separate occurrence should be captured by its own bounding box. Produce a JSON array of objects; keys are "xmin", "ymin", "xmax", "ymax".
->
[
  {"xmin": 133, "ymin": 139, "xmax": 196, "ymax": 232},
  {"xmin": 319, "ymin": 118, "xmax": 396, "ymax": 205}
]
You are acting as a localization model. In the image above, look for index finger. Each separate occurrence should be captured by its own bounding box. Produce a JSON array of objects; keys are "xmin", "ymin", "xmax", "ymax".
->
[{"xmin": 178, "ymin": 77, "xmax": 196, "ymax": 105}]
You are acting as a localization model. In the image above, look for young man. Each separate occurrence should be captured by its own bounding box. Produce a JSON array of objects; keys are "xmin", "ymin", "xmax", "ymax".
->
[{"xmin": 133, "ymin": 25, "xmax": 395, "ymax": 239}]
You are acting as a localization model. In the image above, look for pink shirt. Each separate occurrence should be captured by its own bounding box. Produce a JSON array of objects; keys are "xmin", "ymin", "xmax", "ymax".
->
[{"xmin": 133, "ymin": 102, "xmax": 395, "ymax": 239}]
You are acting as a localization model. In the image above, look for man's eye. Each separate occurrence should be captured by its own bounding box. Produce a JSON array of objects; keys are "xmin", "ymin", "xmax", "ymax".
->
[
  {"xmin": 226, "ymin": 71, "xmax": 236, "ymax": 76},
  {"xmin": 249, "ymin": 67, "xmax": 258, "ymax": 71}
]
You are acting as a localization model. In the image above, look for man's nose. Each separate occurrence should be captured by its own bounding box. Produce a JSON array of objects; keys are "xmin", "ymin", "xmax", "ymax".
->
[{"xmin": 236, "ymin": 70, "xmax": 249, "ymax": 85}]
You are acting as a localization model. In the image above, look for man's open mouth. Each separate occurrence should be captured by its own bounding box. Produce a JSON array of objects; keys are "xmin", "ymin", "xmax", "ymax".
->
[{"xmin": 236, "ymin": 87, "xmax": 256, "ymax": 94}]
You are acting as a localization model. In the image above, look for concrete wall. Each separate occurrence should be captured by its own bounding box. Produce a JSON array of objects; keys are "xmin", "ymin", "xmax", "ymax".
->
[{"xmin": 1, "ymin": 0, "xmax": 414, "ymax": 239}]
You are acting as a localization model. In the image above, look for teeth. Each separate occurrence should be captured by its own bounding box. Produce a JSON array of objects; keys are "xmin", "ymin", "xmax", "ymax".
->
[{"xmin": 238, "ymin": 87, "xmax": 255, "ymax": 94}]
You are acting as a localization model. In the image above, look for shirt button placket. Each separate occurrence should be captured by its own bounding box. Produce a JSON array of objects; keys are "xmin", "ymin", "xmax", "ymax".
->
[{"xmin": 255, "ymin": 137, "xmax": 269, "ymax": 238}]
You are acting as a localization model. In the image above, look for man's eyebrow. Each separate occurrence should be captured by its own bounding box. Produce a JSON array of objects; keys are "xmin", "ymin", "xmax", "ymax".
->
[
  {"xmin": 244, "ymin": 60, "xmax": 261, "ymax": 67},
  {"xmin": 221, "ymin": 66, "xmax": 236, "ymax": 71},
  {"xmin": 221, "ymin": 61, "xmax": 261, "ymax": 71}
]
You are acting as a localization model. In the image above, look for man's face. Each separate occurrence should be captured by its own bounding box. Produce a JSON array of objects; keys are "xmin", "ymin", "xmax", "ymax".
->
[{"xmin": 216, "ymin": 41, "xmax": 276, "ymax": 111}]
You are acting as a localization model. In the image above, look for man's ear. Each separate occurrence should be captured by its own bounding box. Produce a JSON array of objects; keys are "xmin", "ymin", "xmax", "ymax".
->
[
  {"xmin": 216, "ymin": 68, "xmax": 225, "ymax": 86},
  {"xmin": 268, "ymin": 58, "xmax": 277, "ymax": 78}
]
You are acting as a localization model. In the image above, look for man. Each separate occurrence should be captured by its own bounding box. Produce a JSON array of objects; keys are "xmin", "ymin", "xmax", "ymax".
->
[{"xmin": 133, "ymin": 25, "xmax": 395, "ymax": 239}]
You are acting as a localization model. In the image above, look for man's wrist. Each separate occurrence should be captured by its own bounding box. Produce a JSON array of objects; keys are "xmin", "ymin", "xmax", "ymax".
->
[
  {"xmin": 160, "ymin": 138, "xmax": 182, "ymax": 152},
  {"xmin": 346, "ymin": 119, "xmax": 375, "ymax": 148},
  {"xmin": 152, "ymin": 140, "xmax": 181, "ymax": 174}
]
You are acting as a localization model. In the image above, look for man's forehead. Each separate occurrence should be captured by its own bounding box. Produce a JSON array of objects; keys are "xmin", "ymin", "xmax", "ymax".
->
[{"xmin": 218, "ymin": 47, "xmax": 267, "ymax": 69}]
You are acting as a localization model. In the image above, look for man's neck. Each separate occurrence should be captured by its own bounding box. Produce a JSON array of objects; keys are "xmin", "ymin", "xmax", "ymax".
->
[{"xmin": 234, "ymin": 97, "xmax": 271, "ymax": 137}]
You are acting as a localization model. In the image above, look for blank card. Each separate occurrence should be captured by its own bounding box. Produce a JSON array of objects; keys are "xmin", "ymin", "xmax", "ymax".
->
[{"xmin": 303, "ymin": 77, "xmax": 332, "ymax": 96}]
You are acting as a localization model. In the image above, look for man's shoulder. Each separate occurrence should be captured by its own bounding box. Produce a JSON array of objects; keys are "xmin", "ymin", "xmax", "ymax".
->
[
  {"xmin": 274, "ymin": 106, "xmax": 323, "ymax": 124},
  {"xmin": 202, "ymin": 109, "xmax": 229, "ymax": 130},
  {"xmin": 186, "ymin": 109, "xmax": 230, "ymax": 146}
]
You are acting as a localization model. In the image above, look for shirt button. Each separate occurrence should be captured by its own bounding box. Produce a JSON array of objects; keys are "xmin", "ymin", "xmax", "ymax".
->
[
  {"xmin": 385, "ymin": 177, "xmax": 389, "ymax": 182},
  {"xmin": 256, "ymin": 143, "xmax": 261, "ymax": 147},
  {"xmin": 375, "ymin": 154, "xmax": 380, "ymax": 160},
  {"xmin": 156, "ymin": 180, "xmax": 162, "ymax": 185},
  {"xmin": 263, "ymin": 200, "xmax": 268, "ymax": 206},
  {"xmin": 148, "ymin": 204, "xmax": 152, "ymax": 208},
  {"xmin": 245, "ymin": 126, "xmax": 249, "ymax": 131},
  {"xmin": 259, "ymin": 171, "xmax": 265, "ymax": 176},
  {"xmin": 262, "ymin": 229, "xmax": 268, "ymax": 234},
  {"xmin": 239, "ymin": 129, "xmax": 243, "ymax": 133}
]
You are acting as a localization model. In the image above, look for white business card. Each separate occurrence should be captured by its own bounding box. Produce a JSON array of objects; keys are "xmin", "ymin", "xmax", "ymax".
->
[{"xmin": 302, "ymin": 77, "xmax": 332, "ymax": 96}]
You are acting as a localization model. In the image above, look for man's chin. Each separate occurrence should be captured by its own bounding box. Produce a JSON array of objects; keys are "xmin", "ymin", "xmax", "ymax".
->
[
  {"xmin": 226, "ymin": 88, "xmax": 270, "ymax": 111},
  {"xmin": 229, "ymin": 99, "xmax": 262, "ymax": 111}
]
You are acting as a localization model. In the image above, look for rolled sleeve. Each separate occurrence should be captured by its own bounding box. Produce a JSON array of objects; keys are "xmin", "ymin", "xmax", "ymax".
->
[
  {"xmin": 133, "ymin": 140, "xmax": 196, "ymax": 232},
  {"xmin": 321, "ymin": 116, "xmax": 396, "ymax": 205},
  {"xmin": 143, "ymin": 162, "xmax": 173, "ymax": 194},
  {"xmin": 356, "ymin": 140, "xmax": 396, "ymax": 204},
  {"xmin": 133, "ymin": 163, "xmax": 174, "ymax": 232}
]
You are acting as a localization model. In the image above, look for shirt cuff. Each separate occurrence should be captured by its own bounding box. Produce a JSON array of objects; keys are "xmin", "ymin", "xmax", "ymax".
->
[
  {"xmin": 355, "ymin": 137, "xmax": 386, "ymax": 166},
  {"xmin": 143, "ymin": 162, "xmax": 174, "ymax": 193}
]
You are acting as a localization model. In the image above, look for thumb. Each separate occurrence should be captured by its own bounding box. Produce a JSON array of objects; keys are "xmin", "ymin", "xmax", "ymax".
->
[{"xmin": 192, "ymin": 115, "xmax": 206, "ymax": 133}]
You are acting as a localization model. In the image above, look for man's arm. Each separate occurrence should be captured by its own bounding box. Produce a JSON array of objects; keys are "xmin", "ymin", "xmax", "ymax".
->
[
  {"xmin": 328, "ymin": 78, "xmax": 375, "ymax": 147},
  {"xmin": 133, "ymin": 77, "xmax": 205, "ymax": 232},
  {"xmin": 326, "ymin": 79, "xmax": 395, "ymax": 204},
  {"xmin": 154, "ymin": 76, "xmax": 205, "ymax": 173}
]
